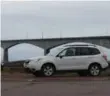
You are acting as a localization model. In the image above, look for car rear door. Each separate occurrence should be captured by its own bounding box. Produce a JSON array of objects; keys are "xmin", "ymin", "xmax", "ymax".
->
[{"xmin": 75, "ymin": 47, "xmax": 91, "ymax": 69}]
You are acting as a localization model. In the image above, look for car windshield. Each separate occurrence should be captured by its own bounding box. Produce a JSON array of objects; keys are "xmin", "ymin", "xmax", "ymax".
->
[{"xmin": 46, "ymin": 47, "xmax": 64, "ymax": 56}]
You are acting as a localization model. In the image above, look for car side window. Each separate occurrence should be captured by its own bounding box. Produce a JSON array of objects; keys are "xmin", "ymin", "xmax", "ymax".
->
[
  {"xmin": 58, "ymin": 48, "xmax": 75, "ymax": 57},
  {"xmin": 58, "ymin": 49, "xmax": 67, "ymax": 57},
  {"xmin": 75, "ymin": 47, "xmax": 89, "ymax": 56},
  {"xmin": 80, "ymin": 47, "xmax": 89, "ymax": 55},
  {"xmin": 75, "ymin": 47, "xmax": 80, "ymax": 56},
  {"xmin": 75, "ymin": 47, "xmax": 100, "ymax": 56},
  {"xmin": 88, "ymin": 48, "xmax": 100, "ymax": 55},
  {"xmin": 65, "ymin": 48, "xmax": 75, "ymax": 56}
]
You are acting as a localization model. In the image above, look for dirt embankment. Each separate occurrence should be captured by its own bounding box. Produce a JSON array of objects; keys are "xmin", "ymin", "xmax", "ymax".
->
[{"xmin": 2, "ymin": 60, "xmax": 110, "ymax": 75}]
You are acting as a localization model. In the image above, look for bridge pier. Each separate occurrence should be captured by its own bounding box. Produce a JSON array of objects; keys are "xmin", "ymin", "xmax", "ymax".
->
[{"xmin": 3, "ymin": 48, "xmax": 9, "ymax": 63}]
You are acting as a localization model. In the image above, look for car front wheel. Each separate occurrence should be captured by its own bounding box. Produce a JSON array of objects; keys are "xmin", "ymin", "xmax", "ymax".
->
[{"xmin": 41, "ymin": 64, "xmax": 55, "ymax": 77}]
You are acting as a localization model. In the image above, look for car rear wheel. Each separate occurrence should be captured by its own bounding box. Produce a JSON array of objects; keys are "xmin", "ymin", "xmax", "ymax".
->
[
  {"xmin": 41, "ymin": 64, "xmax": 55, "ymax": 77},
  {"xmin": 88, "ymin": 64, "xmax": 101, "ymax": 76}
]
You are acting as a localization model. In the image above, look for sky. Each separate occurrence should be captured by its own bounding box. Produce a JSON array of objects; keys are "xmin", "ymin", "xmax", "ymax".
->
[{"xmin": 1, "ymin": 1, "xmax": 110, "ymax": 61}]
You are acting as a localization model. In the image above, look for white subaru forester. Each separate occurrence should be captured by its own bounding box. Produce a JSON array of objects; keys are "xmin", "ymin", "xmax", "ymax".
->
[{"xmin": 24, "ymin": 44, "xmax": 109, "ymax": 77}]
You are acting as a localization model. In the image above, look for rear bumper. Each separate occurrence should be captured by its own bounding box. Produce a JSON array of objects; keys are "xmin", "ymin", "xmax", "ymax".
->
[
  {"xmin": 102, "ymin": 65, "xmax": 109, "ymax": 71},
  {"xmin": 102, "ymin": 61, "xmax": 110, "ymax": 70}
]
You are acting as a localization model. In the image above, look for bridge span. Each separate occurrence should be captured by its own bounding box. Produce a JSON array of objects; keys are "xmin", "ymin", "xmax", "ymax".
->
[{"xmin": 1, "ymin": 36, "xmax": 110, "ymax": 62}]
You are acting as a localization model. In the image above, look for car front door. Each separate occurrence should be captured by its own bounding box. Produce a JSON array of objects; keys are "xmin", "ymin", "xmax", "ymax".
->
[{"xmin": 55, "ymin": 47, "xmax": 77, "ymax": 70}]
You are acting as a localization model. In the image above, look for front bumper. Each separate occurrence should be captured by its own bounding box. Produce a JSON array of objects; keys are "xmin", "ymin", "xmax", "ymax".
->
[
  {"xmin": 23, "ymin": 60, "xmax": 42, "ymax": 72},
  {"xmin": 23, "ymin": 63, "xmax": 28, "ymax": 68},
  {"xmin": 23, "ymin": 63, "xmax": 39, "ymax": 73}
]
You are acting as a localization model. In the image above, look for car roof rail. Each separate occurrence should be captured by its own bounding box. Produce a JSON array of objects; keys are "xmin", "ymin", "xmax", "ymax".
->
[{"xmin": 64, "ymin": 44, "xmax": 96, "ymax": 47}]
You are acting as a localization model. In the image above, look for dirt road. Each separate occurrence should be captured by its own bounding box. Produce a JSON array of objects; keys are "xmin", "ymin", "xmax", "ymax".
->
[{"xmin": 1, "ymin": 73, "xmax": 110, "ymax": 96}]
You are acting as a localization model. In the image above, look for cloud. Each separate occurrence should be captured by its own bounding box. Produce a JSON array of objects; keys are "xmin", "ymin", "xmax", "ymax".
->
[{"xmin": 1, "ymin": 1, "xmax": 110, "ymax": 39}]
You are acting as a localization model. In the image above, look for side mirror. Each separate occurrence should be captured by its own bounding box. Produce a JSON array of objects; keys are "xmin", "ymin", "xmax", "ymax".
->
[{"xmin": 59, "ymin": 55, "xmax": 64, "ymax": 59}]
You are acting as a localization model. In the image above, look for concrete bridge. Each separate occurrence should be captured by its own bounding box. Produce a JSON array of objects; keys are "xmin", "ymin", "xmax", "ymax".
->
[{"xmin": 1, "ymin": 36, "xmax": 110, "ymax": 63}]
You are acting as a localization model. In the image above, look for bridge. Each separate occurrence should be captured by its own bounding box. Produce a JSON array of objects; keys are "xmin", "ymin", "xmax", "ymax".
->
[{"xmin": 1, "ymin": 36, "xmax": 110, "ymax": 63}]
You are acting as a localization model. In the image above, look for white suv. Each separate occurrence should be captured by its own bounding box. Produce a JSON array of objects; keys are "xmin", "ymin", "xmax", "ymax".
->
[{"xmin": 24, "ymin": 44, "xmax": 109, "ymax": 77}]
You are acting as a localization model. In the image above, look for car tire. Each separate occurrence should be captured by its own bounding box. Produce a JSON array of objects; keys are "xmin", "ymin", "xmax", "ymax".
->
[
  {"xmin": 88, "ymin": 64, "xmax": 101, "ymax": 76},
  {"xmin": 41, "ymin": 64, "xmax": 55, "ymax": 77}
]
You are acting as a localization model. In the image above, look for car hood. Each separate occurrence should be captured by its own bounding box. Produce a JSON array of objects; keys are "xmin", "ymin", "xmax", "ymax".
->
[{"xmin": 28, "ymin": 56, "xmax": 46, "ymax": 60}]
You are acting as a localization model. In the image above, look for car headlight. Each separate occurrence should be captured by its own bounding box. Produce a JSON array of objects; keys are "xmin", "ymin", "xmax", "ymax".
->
[{"xmin": 25, "ymin": 60, "xmax": 30, "ymax": 64}]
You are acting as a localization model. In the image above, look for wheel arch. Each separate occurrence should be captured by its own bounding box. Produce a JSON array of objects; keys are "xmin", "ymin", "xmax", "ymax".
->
[
  {"xmin": 88, "ymin": 62, "xmax": 102, "ymax": 69},
  {"xmin": 41, "ymin": 62, "xmax": 56, "ymax": 71}
]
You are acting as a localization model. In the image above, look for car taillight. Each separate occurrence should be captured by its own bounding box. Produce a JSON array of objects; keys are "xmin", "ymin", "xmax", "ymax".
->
[{"xmin": 102, "ymin": 54, "xmax": 107, "ymax": 61}]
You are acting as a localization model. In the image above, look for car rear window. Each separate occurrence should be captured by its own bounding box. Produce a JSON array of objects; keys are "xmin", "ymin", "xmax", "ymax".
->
[{"xmin": 88, "ymin": 47, "xmax": 100, "ymax": 55}]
